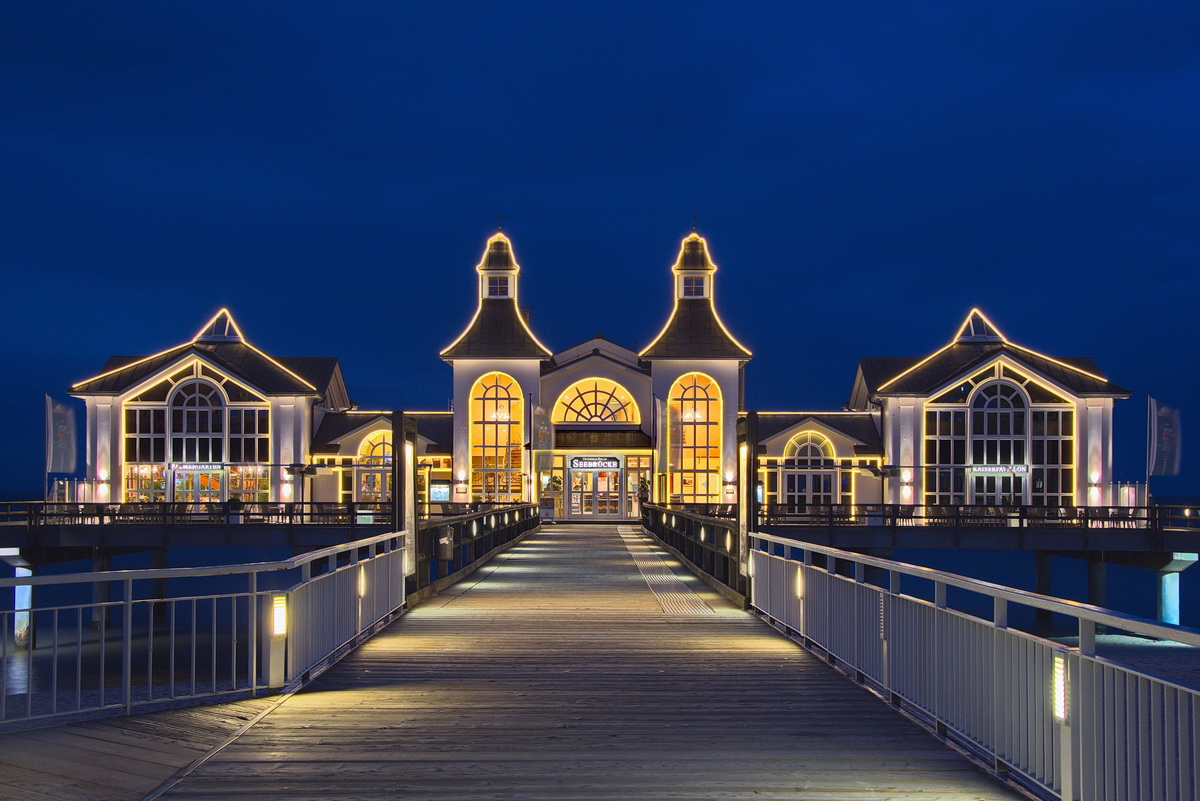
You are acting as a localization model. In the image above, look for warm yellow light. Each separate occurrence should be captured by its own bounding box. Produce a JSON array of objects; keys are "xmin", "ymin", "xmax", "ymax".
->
[
  {"xmin": 272, "ymin": 595, "xmax": 288, "ymax": 637},
  {"xmin": 900, "ymin": 485, "xmax": 913, "ymax": 501},
  {"xmin": 1052, "ymin": 653, "xmax": 1068, "ymax": 723},
  {"xmin": 796, "ymin": 569, "xmax": 804, "ymax": 599},
  {"xmin": 281, "ymin": 484, "xmax": 293, "ymax": 499},
  {"xmin": 901, "ymin": 468, "xmax": 913, "ymax": 483},
  {"xmin": 98, "ymin": 468, "xmax": 109, "ymax": 481},
  {"xmin": 699, "ymin": 527, "xmax": 706, "ymax": 542},
  {"xmin": 357, "ymin": 566, "xmax": 366, "ymax": 598},
  {"xmin": 725, "ymin": 531, "xmax": 732, "ymax": 552}
]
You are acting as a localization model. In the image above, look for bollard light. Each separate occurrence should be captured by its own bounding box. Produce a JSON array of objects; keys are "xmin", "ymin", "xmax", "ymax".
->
[
  {"xmin": 1052, "ymin": 653, "xmax": 1069, "ymax": 723},
  {"xmin": 358, "ymin": 565, "xmax": 366, "ymax": 598},
  {"xmin": 272, "ymin": 595, "xmax": 288, "ymax": 637},
  {"xmin": 796, "ymin": 569, "xmax": 804, "ymax": 600}
]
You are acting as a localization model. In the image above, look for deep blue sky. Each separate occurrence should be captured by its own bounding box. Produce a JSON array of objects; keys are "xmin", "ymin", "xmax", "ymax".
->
[{"xmin": 2, "ymin": 2, "xmax": 1197, "ymax": 496}]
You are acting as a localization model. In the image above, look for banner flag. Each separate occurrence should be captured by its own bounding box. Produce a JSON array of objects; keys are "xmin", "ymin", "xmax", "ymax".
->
[
  {"xmin": 532, "ymin": 403, "xmax": 552, "ymax": 474},
  {"xmin": 44, "ymin": 394, "xmax": 77, "ymax": 474},
  {"xmin": 1148, "ymin": 397, "xmax": 1182, "ymax": 477}
]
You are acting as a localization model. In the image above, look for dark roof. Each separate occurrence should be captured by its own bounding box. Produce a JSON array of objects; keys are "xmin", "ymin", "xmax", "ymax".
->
[
  {"xmin": 756, "ymin": 413, "xmax": 883, "ymax": 456},
  {"xmin": 542, "ymin": 342, "xmax": 650, "ymax": 376},
  {"xmin": 856, "ymin": 358, "xmax": 918, "ymax": 397},
  {"xmin": 311, "ymin": 411, "xmax": 390, "ymax": 454},
  {"xmin": 441, "ymin": 298, "xmax": 551, "ymax": 359},
  {"xmin": 479, "ymin": 237, "xmax": 516, "ymax": 271},
  {"xmin": 71, "ymin": 341, "xmax": 321, "ymax": 396},
  {"xmin": 677, "ymin": 235, "xmax": 716, "ymax": 271},
  {"xmin": 278, "ymin": 357, "xmax": 341, "ymax": 393},
  {"xmin": 408, "ymin": 412, "xmax": 453, "ymax": 453},
  {"xmin": 867, "ymin": 342, "xmax": 1130, "ymax": 397},
  {"xmin": 640, "ymin": 299, "xmax": 751, "ymax": 360}
]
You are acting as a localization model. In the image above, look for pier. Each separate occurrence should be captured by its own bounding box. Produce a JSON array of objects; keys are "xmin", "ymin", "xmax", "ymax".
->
[{"xmin": 0, "ymin": 523, "xmax": 1023, "ymax": 800}]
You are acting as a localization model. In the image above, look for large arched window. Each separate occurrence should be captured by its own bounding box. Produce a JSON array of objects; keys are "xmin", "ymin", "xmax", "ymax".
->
[
  {"xmin": 470, "ymin": 372, "xmax": 523, "ymax": 502},
  {"xmin": 170, "ymin": 380, "xmax": 225, "ymax": 463},
  {"xmin": 668, "ymin": 373, "xmax": 721, "ymax": 504},
  {"xmin": 357, "ymin": 431, "xmax": 392, "ymax": 503},
  {"xmin": 552, "ymin": 378, "xmax": 640, "ymax": 423},
  {"xmin": 970, "ymin": 381, "xmax": 1027, "ymax": 504}
]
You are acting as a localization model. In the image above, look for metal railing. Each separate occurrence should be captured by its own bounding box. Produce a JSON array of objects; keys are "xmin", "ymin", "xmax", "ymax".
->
[
  {"xmin": 749, "ymin": 532, "xmax": 1200, "ymax": 801},
  {"xmin": 641, "ymin": 504, "xmax": 746, "ymax": 597},
  {"xmin": 0, "ymin": 530, "xmax": 406, "ymax": 729},
  {"xmin": 410, "ymin": 504, "xmax": 540, "ymax": 596},
  {"xmin": 755, "ymin": 502, "xmax": 1200, "ymax": 530},
  {"xmin": 1, "ymin": 500, "xmax": 396, "ymax": 528}
]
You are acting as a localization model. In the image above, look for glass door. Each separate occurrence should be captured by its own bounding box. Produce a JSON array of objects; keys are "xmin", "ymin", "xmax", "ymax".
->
[
  {"xmin": 173, "ymin": 470, "xmax": 224, "ymax": 511},
  {"xmin": 595, "ymin": 470, "xmax": 621, "ymax": 515},
  {"xmin": 783, "ymin": 472, "xmax": 835, "ymax": 508}
]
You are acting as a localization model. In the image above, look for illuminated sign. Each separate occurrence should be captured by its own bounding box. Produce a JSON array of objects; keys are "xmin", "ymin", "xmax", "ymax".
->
[
  {"xmin": 429, "ymin": 479, "xmax": 451, "ymax": 502},
  {"xmin": 570, "ymin": 456, "xmax": 620, "ymax": 470},
  {"xmin": 171, "ymin": 464, "xmax": 223, "ymax": 471},
  {"xmin": 969, "ymin": 465, "xmax": 1029, "ymax": 474}
]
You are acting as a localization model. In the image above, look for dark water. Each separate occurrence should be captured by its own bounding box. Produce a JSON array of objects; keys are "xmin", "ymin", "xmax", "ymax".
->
[{"xmin": 893, "ymin": 548, "xmax": 1197, "ymax": 631}]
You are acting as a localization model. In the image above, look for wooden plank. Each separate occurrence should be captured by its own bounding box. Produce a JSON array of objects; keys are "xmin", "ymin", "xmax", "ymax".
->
[{"xmin": 157, "ymin": 524, "xmax": 1025, "ymax": 800}]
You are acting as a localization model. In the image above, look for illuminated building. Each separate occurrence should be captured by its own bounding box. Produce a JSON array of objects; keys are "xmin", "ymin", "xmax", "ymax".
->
[{"xmin": 66, "ymin": 233, "xmax": 1130, "ymax": 520}]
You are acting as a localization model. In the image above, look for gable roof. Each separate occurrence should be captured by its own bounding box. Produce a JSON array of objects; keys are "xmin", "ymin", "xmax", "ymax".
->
[
  {"xmin": 70, "ymin": 309, "xmax": 325, "ymax": 397},
  {"xmin": 862, "ymin": 309, "xmax": 1130, "ymax": 399},
  {"xmin": 310, "ymin": 411, "xmax": 391, "ymax": 454},
  {"xmin": 756, "ymin": 412, "xmax": 883, "ymax": 456}
]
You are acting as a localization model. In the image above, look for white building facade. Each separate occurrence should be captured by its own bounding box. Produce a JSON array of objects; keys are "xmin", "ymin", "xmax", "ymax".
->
[{"xmin": 66, "ymin": 232, "xmax": 1130, "ymax": 521}]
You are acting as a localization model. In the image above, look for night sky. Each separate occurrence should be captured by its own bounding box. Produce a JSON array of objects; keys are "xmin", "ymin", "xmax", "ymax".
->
[{"xmin": 2, "ymin": 2, "xmax": 1197, "ymax": 497}]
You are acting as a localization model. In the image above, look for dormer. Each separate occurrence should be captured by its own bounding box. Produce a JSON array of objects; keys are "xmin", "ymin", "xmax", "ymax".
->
[
  {"xmin": 477, "ymin": 232, "xmax": 519, "ymax": 300},
  {"xmin": 674, "ymin": 233, "xmax": 715, "ymax": 300}
]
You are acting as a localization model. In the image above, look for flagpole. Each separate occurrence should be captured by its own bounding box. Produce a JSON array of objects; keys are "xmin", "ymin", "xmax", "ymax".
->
[
  {"xmin": 44, "ymin": 393, "xmax": 51, "ymax": 503},
  {"xmin": 1145, "ymin": 395, "xmax": 1152, "ymax": 505}
]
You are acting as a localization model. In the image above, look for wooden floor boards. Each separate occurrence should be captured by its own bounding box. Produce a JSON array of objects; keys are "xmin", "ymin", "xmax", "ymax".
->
[{"xmin": 152, "ymin": 524, "xmax": 1023, "ymax": 800}]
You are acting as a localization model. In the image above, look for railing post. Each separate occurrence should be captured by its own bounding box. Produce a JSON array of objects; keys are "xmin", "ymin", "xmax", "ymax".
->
[
  {"xmin": 248, "ymin": 571, "xmax": 258, "ymax": 694},
  {"xmin": 122, "ymin": 578, "xmax": 133, "ymax": 713}
]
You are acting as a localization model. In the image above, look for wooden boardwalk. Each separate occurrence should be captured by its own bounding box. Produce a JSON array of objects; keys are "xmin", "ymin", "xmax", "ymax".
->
[
  {"xmin": 0, "ymin": 525, "xmax": 1027, "ymax": 801},
  {"xmin": 3, "ymin": 524, "xmax": 1027, "ymax": 800}
]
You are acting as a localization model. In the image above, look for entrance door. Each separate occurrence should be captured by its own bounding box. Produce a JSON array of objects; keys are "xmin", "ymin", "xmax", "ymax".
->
[
  {"xmin": 174, "ymin": 469, "xmax": 223, "ymax": 511},
  {"xmin": 568, "ymin": 469, "xmax": 623, "ymax": 518},
  {"xmin": 783, "ymin": 471, "xmax": 834, "ymax": 509},
  {"xmin": 973, "ymin": 474, "xmax": 1024, "ymax": 506}
]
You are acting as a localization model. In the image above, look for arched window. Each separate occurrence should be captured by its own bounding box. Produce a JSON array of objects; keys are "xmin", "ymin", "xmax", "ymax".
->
[
  {"xmin": 779, "ymin": 432, "xmax": 843, "ymax": 508},
  {"xmin": 358, "ymin": 431, "xmax": 392, "ymax": 503},
  {"xmin": 552, "ymin": 378, "xmax": 640, "ymax": 423},
  {"xmin": 783, "ymin": 432, "xmax": 834, "ymax": 466},
  {"xmin": 470, "ymin": 372, "xmax": 523, "ymax": 502},
  {"xmin": 170, "ymin": 380, "xmax": 225, "ymax": 463},
  {"xmin": 668, "ymin": 373, "xmax": 721, "ymax": 504},
  {"xmin": 970, "ymin": 381, "xmax": 1028, "ymax": 504}
]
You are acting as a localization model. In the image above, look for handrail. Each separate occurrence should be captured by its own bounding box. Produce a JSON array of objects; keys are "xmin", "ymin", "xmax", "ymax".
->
[
  {"xmin": 748, "ymin": 533, "xmax": 1200, "ymax": 800},
  {"xmin": 751, "ymin": 531, "xmax": 1200, "ymax": 646},
  {"xmin": 0, "ymin": 528, "xmax": 405, "ymax": 589}
]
